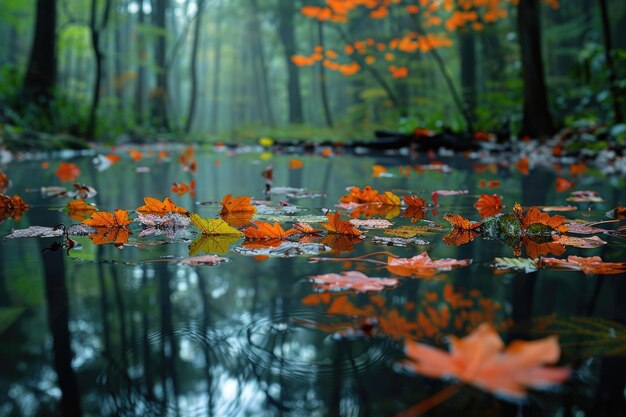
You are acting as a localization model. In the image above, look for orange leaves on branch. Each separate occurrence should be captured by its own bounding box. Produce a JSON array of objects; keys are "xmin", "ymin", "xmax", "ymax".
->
[
  {"xmin": 136, "ymin": 197, "xmax": 188, "ymax": 216},
  {"xmin": 403, "ymin": 323, "xmax": 570, "ymax": 399},
  {"xmin": 443, "ymin": 213, "xmax": 482, "ymax": 230},
  {"xmin": 242, "ymin": 221, "xmax": 297, "ymax": 240},
  {"xmin": 474, "ymin": 194, "xmax": 503, "ymax": 218},
  {"xmin": 321, "ymin": 212, "xmax": 362, "ymax": 236},
  {"xmin": 0, "ymin": 194, "xmax": 29, "ymax": 222},
  {"xmin": 389, "ymin": 65, "xmax": 408, "ymax": 78},
  {"xmin": 522, "ymin": 207, "xmax": 569, "ymax": 234},
  {"xmin": 386, "ymin": 252, "xmax": 471, "ymax": 278},
  {"xmin": 540, "ymin": 256, "xmax": 626, "ymax": 275},
  {"xmin": 55, "ymin": 162, "xmax": 81, "ymax": 183}
]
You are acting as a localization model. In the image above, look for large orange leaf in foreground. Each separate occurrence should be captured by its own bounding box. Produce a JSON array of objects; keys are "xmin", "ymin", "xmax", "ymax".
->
[
  {"xmin": 387, "ymin": 252, "xmax": 471, "ymax": 278},
  {"xmin": 474, "ymin": 194, "xmax": 503, "ymax": 218},
  {"xmin": 403, "ymin": 323, "xmax": 570, "ymax": 399},
  {"xmin": 522, "ymin": 207, "xmax": 569, "ymax": 233}
]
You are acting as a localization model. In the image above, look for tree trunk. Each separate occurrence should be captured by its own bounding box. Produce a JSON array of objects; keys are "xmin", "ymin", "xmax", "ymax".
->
[
  {"xmin": 152, "ymin": 0, "xmax": 169, "ymax": 130},
  {"xmin": 277, "ymin": 1, "xmax": 304, "ymax": 124},
  {"xmin": 250, "ymin": 0, "xmax": 275, "ymax": 127},
  {"xmin": 21, "ymin": 0, "xmax": 57, "ymax": 103},
  {"xmin": 135, "ymin": 0, "xmax": 146, "ymax": 125},
  {"xmin": 317, "ymin": 21, "xmax": 333, "ymax": 128},
  {"xmin": 185, "ymin": 0, "xmax": 205, "ymax": 133},
  {"xmin": 87, "ymin": 0, "xmax": 112, "ymax": 139},
  {"xmin": 459, "ymin": 27, "xmax": 477, "ymax": 123},
  {"xmin": 209, "ymin": 0, "xmax": 223, "ymax": 132},
  {"xmin": 518, "ymin": 0, "xmax": 555, "ymax": 137},
  {"xmin": 598, "ymin": 0, "xmax": 623, "ymax": 123}
]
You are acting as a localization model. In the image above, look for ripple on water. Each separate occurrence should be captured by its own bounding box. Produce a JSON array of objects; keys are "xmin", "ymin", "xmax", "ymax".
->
[{"xmin": 235, "ymin": 307, "xmax": 396, "ymax": 382}]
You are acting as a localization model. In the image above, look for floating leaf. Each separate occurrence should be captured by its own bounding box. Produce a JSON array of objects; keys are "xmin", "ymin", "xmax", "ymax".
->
[
  {"xmin": 83, "ymin": 210, "xmax": 132, "ymax": 228},
  {"xmin": 189, "ymin": 234, "xmax": 240, "ymax": 255},
  {"xmin": 66, "ymin": 199, "xmax": 96, "ymax": 222},
  {"xmin": 0, "ymin": 194, "xmax": 29, "ymax": 223},
  {"xmin": 541, "ymin": 205, "xmax": 577, "ymax": 212},
  {"xmin": 387, "ymin": 252, "xmax": 471, "ymax": 278},
  {"xmin": 55, "ymin": 162, "xmax": 81, "ymax": 183},
  {"xmin": 540, "ymin": 256, "xmax": 626, "ymax": 275},
  {"xmin": 555, "ymin": 178, "xmax": 574, "ymax": 192},
  {"xmin": 321, "ymin": 212, "xmax": 362, "ymax": 236},
  {"xmin": 443, "ymin": 228, "xmax": 479, "ymax": 246},
  {"xmin": 191, "ymin": 213, "xmax": 242, "ymax": 236},
  {"xmin": 371, "ymin": 236, "xmax": 430, "ymax": 247},
  {"xmin": 552, "ymin": 235, "xmax": 606, "ymax": 248},
  {"xmin": 0, "ymin": 171, "xmax": 9, "ymax": 193},
  {"xmin": 136, "ymin": 212, "xmax": 191, "ymax": 228},
  {"xmin": 474, "ymin": 194, "xmax": 503, "ymax": 218},
  {"xmin": 180, "ymin": 255, "xmax": 228, "ymax": 265},
  {"xmin": 523, "ymin": 236, "xmax": 565, "ymax": 259},
  {"xmin": 136, "ymin": 197, "xmax": 188, "ymax": 216},
  {"xmin": 492, "ymin": 257, "xmax": 538, "ymax": 273},
  {"xmin": 236, "ymin": 241, "xmax": 330, "ymax": 258},
  {"xmin": 564, "ymin": 221, "xmax": 607, "ymax": 235},
  {"xmin": 522, "ymin": 207, "xmax": 569, "ymax": 234},
  {"xmin": 403, "ymin": 323, "xmax": 570, "ymax": 399},
  {"xmin": 242, "ymin": 221, "xmax": 296, "ymax": 240},
  {"xmin": 293, "ymin": 222, "xmax": 323, "ymax": 235},
  {"xmin": 310, "ymin": 271, "xmax": 398, "ymax": 293},
  {"xmin": 443, "ymin": 213, "xmax": 482, "ymax": 230},
  {"xmin": 172, "ymin": 180, "xmax": 196, "ymax": 197},
  {"xmin": 566, "ymin": 191, "xmax": 603, "ymax": 202},
  {"xmin": 385, "ymin": 225, "xmax": 439, "ymax": 238},
  {"xmin": 219, "ymin": 194, "xmax": 256, "ymax": 215},
  {"xmin": 432, "ymin": 189, "xmax": 468, "ymax": 206},
  {"xmin": 349, "ymin": 219, "xmax": 393, "ymax": 229},
  {"xmin": 3, "ymin": 226, "xmax": 64, "ymax": 239}
]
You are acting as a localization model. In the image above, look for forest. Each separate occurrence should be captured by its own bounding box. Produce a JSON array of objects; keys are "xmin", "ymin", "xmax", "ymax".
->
[
  {"xmin": 2, "ymin": 2, "xmax": 626, "ymax": 417},
  {"xmin": 0, "ymin": 0, "xmax": 624, "ymax": 146}
]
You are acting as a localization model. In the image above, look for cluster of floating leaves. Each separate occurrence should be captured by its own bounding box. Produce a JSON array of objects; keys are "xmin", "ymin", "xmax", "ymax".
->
[{"xmin": 2, "ymin": 143, "xmax": 626, "ymax": 410}]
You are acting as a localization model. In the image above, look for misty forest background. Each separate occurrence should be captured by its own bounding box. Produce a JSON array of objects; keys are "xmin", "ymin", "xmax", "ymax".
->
[{"xmin": 0, "ymin": 0, "xmax": 624, "ymax": 145}]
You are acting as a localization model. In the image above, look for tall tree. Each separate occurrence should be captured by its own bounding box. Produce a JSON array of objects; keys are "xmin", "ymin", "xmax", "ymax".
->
[
  {"xmin": 86, "ymin": 0, "xmax": 113, "ymax": 138},
  {"xmin": 598, "ymin": 0, "xmax": 623, "ymax": 123},
  {"xmin": 277, "ymin": 0, "xmax": 304, "ymax": 124},
  {"xmin": 250, "ymin": 0, "xmax": 275, "ymax": 127},
  {"xmin": 152, "ymin": 0, "xmax": 169, "ymax": 130},
  {"xmin": 209, "ymin": 0, "xmax": 223, "ymax": 132},
  {"xmin": 317, "ymin": 20, "xmax": 333, "ymax": 128},
  {"xmin": 21, "ymin": 0, "xmax": 57, "ymax": 104},
  {"xmin": 135, "ymin": 0, "xmax": 147, "ymax": 125},
  {"xmin": 517, "ymin": 0, "xmax": 555, "ymax": 137},
  {"xmin": 185, "ymin": 0, "xmax": 205, "ymax": 133}
]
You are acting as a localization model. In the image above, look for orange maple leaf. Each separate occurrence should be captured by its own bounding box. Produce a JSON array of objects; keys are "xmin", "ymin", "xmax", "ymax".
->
[
  {"xmin": 219, "ymin": 194, "xmax": 256, "ymax": 215},
  {"xmin": 522, "ymin": 207, "xmax": 569, "ymax": 234},
  {"xmin": 171, "ymin": 180, "xmax": 196, "ymax": 197},
  {"xmin": 386, "ymin": 252, "xmax": 471, "ymax": 278},
  {"xmin": 242, "ymin": 221, "xmax": 297, "ymax": 240},
  {"xmin": 474, "ymin": 194, "xmax": 503, "ymax": 218},
  {"xmin": 540, "ymin": 256, "xmax": 626, "ymax": 275},
  {"xmin": 83, "ymin": 209, "xmax": 132, "ymax": 229},
  {"xmin": 293, "ymin": 222, "xmax": 323, "ymax": 235},
  {"xmin": 136, "ymin": 197, "xmax": 188, "ymax": 216},
  {"xmin": 0, "ymin": 194, "xmax": 29, "ymax": 222},
  {"xmin": 321, "ymin": 212, "xmax": 362, "ymax": 236},
  {"xmin": 55, "ymin": 162, "xmax": 81, "ymax": 183},
  {"xmin": 339, "ymin": 186, "xmax": 381, "ymax": 204},
  {"xmin": 555, "ymin": 178, "xmax": 574, "ymax": 192},
  {"xmin": 443, "ymin": 213, "xmax": 482, "ymax": 230},
  {"xmin": 403, "ymin": 323, "xmax": 570, "ymax": 399},
  {"xmin": 443, "ymin": 228, "xmax": 479, "ymax": 246},
  {"xmin": 66, "ymin": 199, "xmax": 96, "ymax": 222},
  {"xmin": 403, "ymin": 195, "xmax": 425, "ymax": 210}
]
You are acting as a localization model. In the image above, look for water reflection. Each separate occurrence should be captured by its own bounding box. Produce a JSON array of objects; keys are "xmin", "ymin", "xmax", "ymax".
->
[{"xmin": 0, "ymin": 151, "xmax": 625, "ymax": 416}]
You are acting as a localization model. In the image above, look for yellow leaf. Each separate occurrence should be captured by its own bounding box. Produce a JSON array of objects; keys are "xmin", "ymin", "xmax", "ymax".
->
[{"xmin": 190, "ymin": 213, "xmax": 243, "ymax": 236}]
